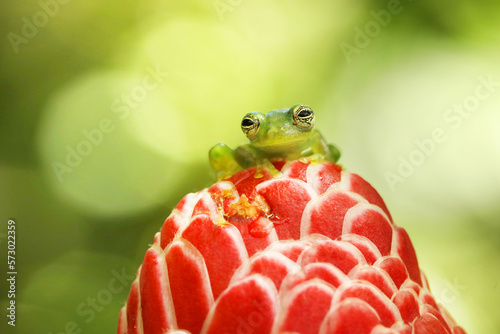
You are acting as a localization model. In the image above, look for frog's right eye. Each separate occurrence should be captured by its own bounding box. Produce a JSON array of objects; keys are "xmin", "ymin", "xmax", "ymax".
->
[
  {"xmin": 292, "ymin": 105, "xmax": 315, "ymax": 129},
  {"xmin": 241, "ymin": 113, "xmax": 260, "ymax": 138}
]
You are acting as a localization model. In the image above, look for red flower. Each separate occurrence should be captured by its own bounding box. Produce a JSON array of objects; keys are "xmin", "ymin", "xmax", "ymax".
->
[{"xmin": 118, "ymin": 161, "xmax": 466, "ymax": 334}]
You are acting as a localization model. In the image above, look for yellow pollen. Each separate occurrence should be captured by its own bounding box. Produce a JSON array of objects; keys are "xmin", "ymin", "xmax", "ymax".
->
[{"xmin": 228, "ymin": 195, "xmax": 260, "ymax": 218}]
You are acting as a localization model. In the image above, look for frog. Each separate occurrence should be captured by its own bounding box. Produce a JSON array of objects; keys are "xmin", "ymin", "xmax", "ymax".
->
[{"xmin": 209, "ymin": 104, "xmax": 340, "ymax": 179}]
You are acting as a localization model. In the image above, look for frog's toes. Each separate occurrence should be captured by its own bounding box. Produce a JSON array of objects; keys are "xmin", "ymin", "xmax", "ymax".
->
[
  {"xmin": 254, "ymin": 161, "xmax": 282, "ymax": 179},
  {"xmin": 299, "ymin": 153, "xmax": 328, "ymax": 165},
  {"xmin": 209, "ymin": 142, "xmax": 242, "ymax": 178}
]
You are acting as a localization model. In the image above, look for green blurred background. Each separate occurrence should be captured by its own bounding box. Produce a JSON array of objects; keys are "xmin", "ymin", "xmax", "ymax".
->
[{"xmin": 1, "ymin": 0, "xmax": 499, "ymax": 333}]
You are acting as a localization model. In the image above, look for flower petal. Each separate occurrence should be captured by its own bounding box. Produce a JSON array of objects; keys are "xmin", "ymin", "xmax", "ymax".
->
[
  {"xmin": 140, "ymin": 246, "xmax": 176, "ymax": 333},
  {"xmin": 349, "ymin": 265, "xmax": 397, "ymax": 299},
  {"xmin": 298, "ymin": 240, "xmax": 366, "ymax": 275},
  {"xmin": 232, "ymin": 251, "xmax": 301, "ymax": 290},
  {"xmin": 257, "ymin": 179, "xmax": 317, "ymax": 240},
  {"xmin": 306, "ymin": 162, "xmax": 342, "ymax": 195},
  {"xmin": 274, "ymin": 279, "xmax": 335, "ymax": 334},
  {"xmin": 126, "ymin": 279, "xmax": 143, "ymax": 334},
  {"xmin": 392, "ymin": 227, "xmax": 421, "ymax": 285},
  {"xmin": 227, "ymin": 167, "xmax": 273, "ymax": 200},
  {"xmin": 181, "ymin": 214, "xmax": 248, "ymax": 299},
  {"xmin": 413, "ymin": 313, "xmax": 449, "ymax": 334},
  {"xmin": 333, "ymin": 280, "xmax": 402, "ymax": 327},
  {"xmin": 343, "ymin": 203, "xmax": 393, "ymax": 256},
  {"xmin": 282, "ymin": 160, "xmax": 309, "ymax": 182},
  {"xmin": 339, "ymin": 173, "xmax": 393, "ymax": 222},
  {"xmin": 165, "ymin": 239, "xmax": 214, "ymax": 334},
  {"xmin": 301, "ymin": 190, "xmax": 365, "ymax": 239},
  {"xmin": 201, "ymin": 275, "xmax": 278, "ymax": 334},
  {"xmin": 391, "ymin": 288, "xmax": 420, "ymax": 324},
  {"xmin": 161, "ymin": 212, "xmax": 186, "ymax": 249},
  {"xmin": 117, "ymin": 306, "xmax": 127, "ymax": 334},
  {"xmin": 341, "ymin": 234, "xmax": 382, "ymax": 265},
  {"xmin": 374, "ymin": 256, "xmax": 409, "ymax": 289},
  {"xmin": 231, "ymin": 216, "xmax": 279, "ymax": 256},
  {"xmin": 320, "ymin": 298, "xmax": 381, "ymax": 334}
]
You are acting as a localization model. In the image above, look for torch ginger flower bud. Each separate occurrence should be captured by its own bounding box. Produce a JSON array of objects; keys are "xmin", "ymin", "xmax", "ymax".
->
[{"xmin": 117, "ymin": 161, "xmax": 466, "ymax": 334}]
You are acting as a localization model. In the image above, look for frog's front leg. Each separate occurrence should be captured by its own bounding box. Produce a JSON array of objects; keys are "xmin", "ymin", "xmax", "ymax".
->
[
  {"xmin": 234, "ymin": 144, "xmax": 282, "ymax": 178},
  {"xmin": 209, "ymin": 142, "xmax": 242, "ymax": 179},
  {"xmin": 303, "ymin": 132, "xmax": 341, "ymax": 164}
]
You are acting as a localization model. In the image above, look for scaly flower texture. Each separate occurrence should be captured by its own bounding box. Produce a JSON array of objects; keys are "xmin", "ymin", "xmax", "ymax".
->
[{"xmin": 117, "ymin": 160, "xmax": 466, "ymax": 334}]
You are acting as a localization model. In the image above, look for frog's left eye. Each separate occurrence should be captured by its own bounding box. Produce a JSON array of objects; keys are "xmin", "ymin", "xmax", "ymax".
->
[
  {"xmin": 241, "ymin": 113, "xmax": 260, "ymax": 138},
  {"xmin": 293, "ymin": 105, "xmax": 315, "ymax": 129}
]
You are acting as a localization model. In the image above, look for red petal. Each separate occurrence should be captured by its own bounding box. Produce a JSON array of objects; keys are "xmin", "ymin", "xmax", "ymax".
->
[
  {"xmin": 349, "ymin": 265, "xmax": 397, "ymax": 298},
  {"xmin": 391, "ymin": 289, "xmax": 420, "ymax": 324},
  {"xmin": 272, "ymin": 160, "xmax": 287, "ymax": 171},
  {"xmin": 342, "ymin": 173, "xmax": 393, "ymax": 222},
  {"xmin": 281, "ymin": 262, "xmax": 347, "ymax": 294},
  {"xmin": 117, "ymin": 306, "xmax": 127, "ymax": 334},
  {"xmin": 227, "ymin": 167, "xmax": 274, "ymax": 200},
  {"xmin": 343, "ymin": 204, "xmax": 393, "ymax": 256},
  {"xmin": 248, "ymin": 216, "xmax": 274, "ymax": 238},
  {"xmin": 374, "ymin": 256, "xmax": 409, "ymax": 289},
  {"xmin": 333, "ymin": 280, "xmax": 402, "ymax": 327},
  {"xmin": 370, "ymin": 323, "xmax": 412, "ymax": 334},
  {"xmin": 264, "ymin": 240, "xmax": 311, "ymax": 262},
  {"xmin": 392, "ymin": 227, "xmax": 421, "ymax": 285},
  {"xmin": 201, "ymin": 275, "xmax": 277, "ymax": 334},
  {"xmin": 192, "ymin": 191, "xmax": 219, "ymax": 222},
  {"xmin": 306, "ymin": 162, "xmax": 342, "ymax": 195},
  {"xmin": 160, "ymin": 212, "xmax": 185, "ymax": 249},
  {"xmin": 320, "ymin": 298, "xmax": 381, "ymax": 334},
  {"xmin": 400, "ymin": 280, "xmax": 421, "ymax": 296},
  {"xmin": 420, "ymin": 290, "xmax": 439, "ymax": 310},
  {"xmin": 453, "ymin": 326, "xmax": 467, "ymax": 334},
  {"xmin": 413, "ymin": 313, "xmax": 449, "ymax": 334},
  {"xmin": 421, "ymin": 304, "xmax": 452, "ymax": 334},
  {"xmin": 233, "ymin": 252, "xmax": 300, "ymax": 290},
  {"xmin": 282, "ymin": 160, "xmax": 310, "ymax": 182},
  {"xmin": 174, "ymin": 192, "xmax": 199, "ymax": 216},
  {"xmin": 301, "ymin": 190, "xmax": 364, "ymax": 239},
  {"xmin": 165, "ymin": 240, "xmax": 214, "ymax": 334},
  {"xmin": 303, "ymin": 263, "xmax": 348, "ymax": 289},
  {"xmin": 207, "ymin": 181, "xmax": 239, "ymax": 215},
  {"xmin": 421, "ymin": 271, "xmax": 431, "ymax": 291},
  {"xmin": 140, "ymin": 247, "xmax": 176, "ymax": 333},
  {"xmin": 230, "ymin": 217, "xmax": 279, "ymax": 256},
  {"xmin": 370, "ymin": 325, "xmax": 398, "ymax": 334},
  {"xmin": 341, "ymin": 234, "xmax": 382, "ymax": 265},
  {"xmin": 126, "ymin": 280, "xmax": 143, "ymax": 334},
  {"xmin": 299, "ymin": 240, "xmax": 366, "ymax": 275},
  {"xmin": 181, "ymin": 214, "xmax": 248, "ymax": 299},
  {"xmin": 257, "ymin": 179, "xmax": 316, "ymax": 240},
  {"xmin": 391, "ymin": 322, "xmax": 412, "ymax": 334},
  {"xmin": 438, "ymin": 304, "xmax": 460, "ymax": 330},
  {"xmin": 275, "ymin": 280, "xmax": 335, "ymax": 334}
]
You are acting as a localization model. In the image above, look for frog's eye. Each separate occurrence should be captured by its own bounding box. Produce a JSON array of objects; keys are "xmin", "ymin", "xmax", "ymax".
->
[
  {"xmin": 241, "ymin": 113, "xmax": 260, "ymax": 138},
  {"xmin": 292, "ymin": 105, "xmax": 315, "ymax": 129}
]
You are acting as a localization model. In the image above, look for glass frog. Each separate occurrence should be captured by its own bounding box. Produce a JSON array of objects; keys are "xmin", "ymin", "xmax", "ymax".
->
[{"xmin": 209, "ymin": 104, "xmax": 340, "ymax": 179}]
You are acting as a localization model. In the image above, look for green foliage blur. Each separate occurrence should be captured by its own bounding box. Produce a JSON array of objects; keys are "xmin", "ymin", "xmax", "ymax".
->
[{"xmin": 1, "ymin": 0, "xmax": 499, "ymax": 333}]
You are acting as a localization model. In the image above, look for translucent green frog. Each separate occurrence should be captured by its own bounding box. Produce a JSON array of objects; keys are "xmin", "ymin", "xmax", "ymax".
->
[{"xmin": 209, "ymin": 104, "xmax": 340, "ymax": 179}]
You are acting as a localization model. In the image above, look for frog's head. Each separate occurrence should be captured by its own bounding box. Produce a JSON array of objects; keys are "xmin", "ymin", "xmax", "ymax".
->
[{"xmin": 241, "ymin": 104, "xmax": 316, "ymax": 150}]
